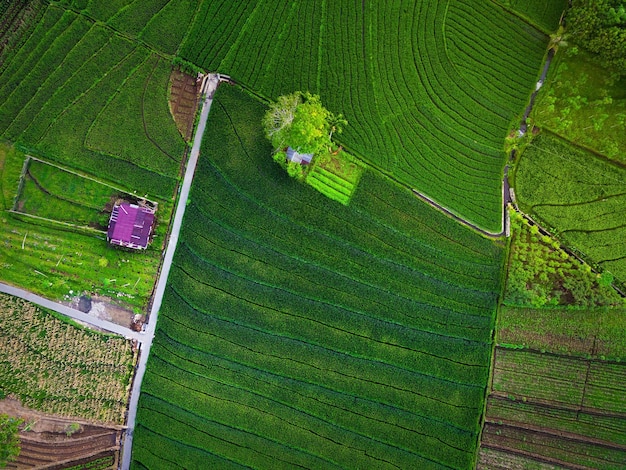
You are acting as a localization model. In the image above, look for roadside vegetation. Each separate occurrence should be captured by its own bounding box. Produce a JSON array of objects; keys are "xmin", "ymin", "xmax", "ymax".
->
[
  {"xmin": 131, "ymin": 84, "xmax": 505, "ymax": 469},
  {"xmin": 0, "ymin": 293, "xmax": 136, "ymax": 424}
]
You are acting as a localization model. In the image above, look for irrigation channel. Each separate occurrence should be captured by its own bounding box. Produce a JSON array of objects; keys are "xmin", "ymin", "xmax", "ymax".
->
[{"xmin": 413, "ymin": 47, "xmax": 556, "ymax": 240}]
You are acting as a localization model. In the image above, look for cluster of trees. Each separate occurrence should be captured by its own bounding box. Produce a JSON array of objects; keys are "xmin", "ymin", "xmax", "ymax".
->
[
  {"xmin": 505, "ymin": 212, "xmax": 622, "ymax": 308},
  {"xmin": 262, "ymin": 92, "xmax": 345, "ymax": 179},
  {"xmin": 568, "ymin": 0, "xmax": 626, "ymax": 75}
]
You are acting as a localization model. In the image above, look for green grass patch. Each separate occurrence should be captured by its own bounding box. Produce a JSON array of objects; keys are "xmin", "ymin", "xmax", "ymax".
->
[
  {"xmin": 514, "ymin": 132, "xmax": 626, "ymax": 284},
  {"xmin": 15, "ymin": 158, "xmax": 121, "ymax": 229},
  {"xmin": 131, "ymin": 84, "xmax": 504, "ymax": 469}
]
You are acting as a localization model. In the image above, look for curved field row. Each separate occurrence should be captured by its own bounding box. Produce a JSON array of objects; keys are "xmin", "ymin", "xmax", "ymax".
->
[
  {"xmin": 131, "ymin": 84, "xmax": 504, "ymax": 468},
  {"xmin": 516, "ymin": 132, "xmax": 626, "ymax": 282},
  {"xmin": 179, "ymin": 0, "xmax": 549, "ymax": 232},
  {"xmin": 0, "ymin": 4, "xmax": 184, "ymax": 198}
]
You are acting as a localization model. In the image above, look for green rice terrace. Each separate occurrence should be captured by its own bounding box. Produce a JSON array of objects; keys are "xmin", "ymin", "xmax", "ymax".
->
[
  {"xmin": 131, "ymin": 84, "xmax": 505, "ymax": 469},
  {"xmin": 5, "ymin": 1, "xmax": 626, "ymax": 470}
]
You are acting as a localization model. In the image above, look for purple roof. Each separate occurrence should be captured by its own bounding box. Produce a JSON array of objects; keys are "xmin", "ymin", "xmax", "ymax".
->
[{"xmin": 107, "ymin": 203, "xmax": 155, "ymax": 249}]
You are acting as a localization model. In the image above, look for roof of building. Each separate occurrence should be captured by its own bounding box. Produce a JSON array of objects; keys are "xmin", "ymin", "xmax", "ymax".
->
[
  {"xmin": 107, "ymin": 203, "xmax": 155, "ymax": 250},
  {"xmin": 286, "ymin": 147, "xmax": 313, "ymax": 165}
]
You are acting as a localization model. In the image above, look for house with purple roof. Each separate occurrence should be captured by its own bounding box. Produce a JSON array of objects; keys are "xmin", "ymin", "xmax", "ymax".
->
[{"xmin": 107, "ymin": 202, "xmax": 155, "ymax": 250}]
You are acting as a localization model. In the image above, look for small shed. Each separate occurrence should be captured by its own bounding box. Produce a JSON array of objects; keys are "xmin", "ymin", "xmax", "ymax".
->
[
  {"xmin": 107, "ymin": 203, "xmax": 155, "ymax": 250},
  {"xmin": 286, "ymin": 147, "xmax": 313, "ymax": 165}
]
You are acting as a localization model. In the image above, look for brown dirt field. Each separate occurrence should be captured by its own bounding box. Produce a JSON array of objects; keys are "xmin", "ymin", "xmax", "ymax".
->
[
  {"xmin": 169, "ymin": 69, "xmax": 201, "ymax": 141},
  {"xmin": 498, "ymin": 327, "xmax": 597, "ymax": 357},
  {"xmin": 0, "ymin": 399, "xmax": 122, "ymax": 469}
]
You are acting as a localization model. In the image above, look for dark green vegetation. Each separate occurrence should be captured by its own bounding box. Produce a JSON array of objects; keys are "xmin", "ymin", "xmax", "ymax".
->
[
  {"xmin": 514, "ymin": 133, "xmax": 626, "ymax": 285},
  {"xmin": 0, "ymin": 2, "xmax": 188, "ymax": 307},
  {"xmin": 504, "ymin": 210, "xmax": 622, "ymax": 307},
  {"xmin": 0, "ymin": 413, "xmax": 22, "ymax": 467},
  {"xmin": 131, "ymin": 85, "xmax": 505, "ymax": 469},
  {"xmin": 479, "ymin": 304, "xmax": 626, "ymax": 470},
  {"xmin": 0, "ymin": 293, "xmax": 136, "ymax": 424},
  {"xmin": 532, "ymin": 49, "xmax": 626, "ymax": 164},
  {"xmin": 179, "ymin": 0, "xmax": 558, "ymax": 232},
  {"xmin": 567, "ymin": 0, "xmax": 626, "ymax": 76}
]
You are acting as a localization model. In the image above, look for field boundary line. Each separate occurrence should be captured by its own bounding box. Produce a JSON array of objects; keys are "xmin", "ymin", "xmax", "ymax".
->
[
  {"xmin": 8, "ymin": 209, "xmax": 107, "ymax": 235},
  {"xmin": 11, "ymin": 155, "xmax": 31, "ymax": 211}
]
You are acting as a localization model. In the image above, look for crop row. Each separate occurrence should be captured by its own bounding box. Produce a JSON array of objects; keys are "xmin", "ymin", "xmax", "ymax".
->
[
  {"xmin": 515, "ymin": 132, "xmax": 626, "ymax": 282},
  {"xmin": 85, "ymin": 53, "xmax": 183, "ymax": 176},
  {"xmin": 0, "ymin": 4, "xmax": 183, "ymax": 198},
  {"xmin": 179, "ymin": 0, "xmax": 548, "ymax": 231},
  {"xmin": 173, "ymin": 244, "xmax": 491, "ymax": 385},
  {"xmin": 497, "ymin": 0, "xmax": 567, "ymax": 34},
  {"xmin": 482, "ymin": 422, "xmax": 625, "ymax": 470},
  {"xmin": 0, "ymin": 293, "xmax": 135, "ymax": 423},
  {"xmin": 141, "ymin": 337, "xmax": 473, "ymax": 469},
  {"xmin": 486, "ymin": 396, "xmax": 626, "ymax": 446}
]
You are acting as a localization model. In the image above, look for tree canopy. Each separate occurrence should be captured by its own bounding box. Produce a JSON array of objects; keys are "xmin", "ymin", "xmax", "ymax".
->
[
  {"xmin": 568, "ymin": 0, "xmax": 626, "ymax": 75},
  {"xmin": 263, "ymin": 92, "xmax": 345, "ymax": 156},
  {"xmin": 0, "ymin": 414, "xmax": 21, "ymax": 467}
]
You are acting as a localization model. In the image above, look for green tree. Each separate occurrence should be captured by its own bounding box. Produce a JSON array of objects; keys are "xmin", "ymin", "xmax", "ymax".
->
[
  {"xmin": 0, "ymin": 414, "xmax": 22, "ymax": 467},
  {"xmin": 567, "ymin": 0, "xmax": 626, "ymax": 75},
  {"xmin": 263, "ymin": 92, "xmax": 344, "ymax": 156}
]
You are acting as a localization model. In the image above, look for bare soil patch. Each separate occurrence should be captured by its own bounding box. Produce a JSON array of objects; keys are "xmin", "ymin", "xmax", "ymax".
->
[
  {"xmin": 0, "ymin": 398, "xmax": 122, "ymax": 469},
  {"xmin": 168, "ymin": 69, "xmax": 201, "ymax": 141}
]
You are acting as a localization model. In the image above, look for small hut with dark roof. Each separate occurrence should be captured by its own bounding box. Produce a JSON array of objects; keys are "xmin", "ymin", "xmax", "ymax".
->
[{"xmin": 107, "ymin": 202, "xmax": 155, "ymax": 250}]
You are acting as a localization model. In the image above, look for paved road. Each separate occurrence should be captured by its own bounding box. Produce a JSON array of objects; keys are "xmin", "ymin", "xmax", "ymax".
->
[
  {"xmin": 119, "ymin": 74, "xmax": 221, "ymax": 470},
  {"xmin": 0, "ymin": 282, "xmax": 142, "ymax": 341}
]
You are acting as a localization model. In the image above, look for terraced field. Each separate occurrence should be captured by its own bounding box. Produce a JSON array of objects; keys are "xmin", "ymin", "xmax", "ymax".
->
[
  {"xmin": 130, "ymin": 85, "xmax": 505, "ymax": 469},
  {"xmin": 515, "ymin": 132, "xmax": 626, "ymax": 284},
  {"xmin": 479, "ymin": 305, "xmax": 626, "ymax": 469},
  {"xmin": 179, "ymin": 0, "xmax": 555, "ymax": 232},
  {"xmin": 0, "ymin": 4, "xmax": 185, "ymax": 197}
]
